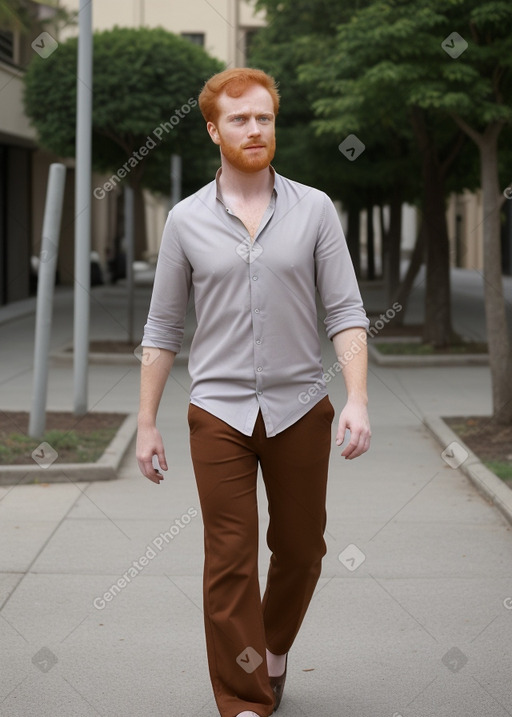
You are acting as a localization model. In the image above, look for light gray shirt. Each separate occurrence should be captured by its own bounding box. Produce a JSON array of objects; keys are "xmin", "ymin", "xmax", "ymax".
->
[{"xmin": 142, "ymin": 168, "xmax": 369, "ymax": 437}]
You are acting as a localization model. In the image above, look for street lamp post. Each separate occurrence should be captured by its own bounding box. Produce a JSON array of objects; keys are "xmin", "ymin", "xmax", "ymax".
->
[{"xmin": 73, "ymin": 0, "xmax": 93, "ymax": 415}]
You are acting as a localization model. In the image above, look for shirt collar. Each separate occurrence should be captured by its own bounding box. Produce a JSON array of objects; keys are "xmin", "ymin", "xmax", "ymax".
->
[{"xmin": 215, "ymin": 165, "xmax": 278, "ymax": 204}]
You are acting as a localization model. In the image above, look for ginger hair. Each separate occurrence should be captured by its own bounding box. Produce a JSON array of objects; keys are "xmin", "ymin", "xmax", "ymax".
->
[{"xmin": 198, "ymin": 68, "xmax": 280, "ymax": 124}]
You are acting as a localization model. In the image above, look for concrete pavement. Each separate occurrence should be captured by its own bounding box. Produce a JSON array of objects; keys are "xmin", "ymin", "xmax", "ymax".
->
[{"xmin": 0, "ymin": 269, "xmax": 511, "ymax": 717}]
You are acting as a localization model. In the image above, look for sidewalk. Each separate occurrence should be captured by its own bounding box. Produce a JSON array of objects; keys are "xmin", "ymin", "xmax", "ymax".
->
[{"xmin": 0, "ymin": 270, "xmax": 511, "ymax": 717}]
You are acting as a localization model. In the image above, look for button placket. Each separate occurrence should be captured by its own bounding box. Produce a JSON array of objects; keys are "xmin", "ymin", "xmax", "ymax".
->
[{"xmin": 249, "ymin": 260, "xmax": 263, "ymax": 396}]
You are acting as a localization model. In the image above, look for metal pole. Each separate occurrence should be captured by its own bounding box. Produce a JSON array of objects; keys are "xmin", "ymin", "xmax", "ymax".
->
[
  {"xmin": 170, "ymin": 153, "xmax": 181, "ymax": 208},
  {"xmin": 28, "ymin": 163, "xmax": 66, "ymax": 439},
  {"xmin": 124, "ymin": 186, "xmax": 134, "ymax": 344},
  {"xmin": 73, "ymin": 0, "xmax": 93, "ymax": 416}
]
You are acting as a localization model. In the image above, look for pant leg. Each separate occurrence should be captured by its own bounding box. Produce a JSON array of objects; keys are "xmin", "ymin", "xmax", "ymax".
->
[
  {"xmin": 188, "ymin": 403, "xmax": 275, "ymax": 717},
  {"xmin": 257, "ymin": 396, "xmax": 335, "ymax": 655}
]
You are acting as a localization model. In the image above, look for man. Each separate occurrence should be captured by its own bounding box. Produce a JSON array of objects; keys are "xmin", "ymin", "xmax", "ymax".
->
[{"xmin": 136, "ymin": 68, "xmax": 370, "ymax": 717}]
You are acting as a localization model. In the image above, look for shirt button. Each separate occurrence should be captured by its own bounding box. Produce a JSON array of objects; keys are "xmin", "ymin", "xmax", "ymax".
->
[
  {"xmin": 252, "ymin": 275, "xmax": 258, "ymax": 281},
  {"xmin": 257, "ymin": 366, "xmax": 263, "ymax": 372},
  {"xmin": 257, "ymin": 391, "xmax": 263, "ymax": 395},
  {"xmin": 256, "ymin": 339, "xmax": 261, "ymax": 345},
  {"xmin": 254, "ymin": 308, "xmax": 260, "ymax": 313}
]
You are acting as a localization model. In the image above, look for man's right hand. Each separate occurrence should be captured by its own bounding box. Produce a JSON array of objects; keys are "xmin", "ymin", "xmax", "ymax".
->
[{"xmin": 136, "ymin": 424, "xmax": 168, "ymax": 484}]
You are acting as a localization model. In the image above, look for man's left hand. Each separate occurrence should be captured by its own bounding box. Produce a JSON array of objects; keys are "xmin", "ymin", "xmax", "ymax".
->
[{"xmin": 335, "ymin": 399, "xmax": 371, "ymax": 459}]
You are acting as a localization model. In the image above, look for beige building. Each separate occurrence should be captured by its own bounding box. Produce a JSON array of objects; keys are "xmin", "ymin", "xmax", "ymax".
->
[
  {"xmin": 0, "ymin": 1, "xmax": 59, "ymax": 304},
  {"xmin": 59, "ymin": 0, "xmax": 265, "ymax": 69}
]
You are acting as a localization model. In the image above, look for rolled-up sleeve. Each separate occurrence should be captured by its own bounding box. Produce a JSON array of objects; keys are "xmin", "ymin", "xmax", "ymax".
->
[
  {"xmin": 141, "ymin": 211, "xmax": 192, "ymax": 354},
  {"xmin": 314, "ymin": 194, "xmax": 369, "ymax": 339}
]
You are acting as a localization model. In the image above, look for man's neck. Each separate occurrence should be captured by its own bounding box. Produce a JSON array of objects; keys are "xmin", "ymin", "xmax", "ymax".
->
[{"xmin": 218, "ymin": 161, "xmax": 274, "ymax": 202}]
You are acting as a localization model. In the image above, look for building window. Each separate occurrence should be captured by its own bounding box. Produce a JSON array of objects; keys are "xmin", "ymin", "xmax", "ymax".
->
[
  {"xmin": 181, "ymin": 32, "xmax": 205, "ymax": 48},
  {"xmin": 0, "ymin": 30, "xmax": 15, "ymax": 64}
]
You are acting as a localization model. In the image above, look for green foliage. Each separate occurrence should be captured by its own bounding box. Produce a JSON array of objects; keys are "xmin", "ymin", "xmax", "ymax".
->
[
  {"xmin": 484, "ymin": 460, "xmax": 512, "ymax": 481},
  {"xmin": 296, "ymin": 0, "xmax": 508, "ymax": 196},
  {"xmin": 249, "ymin": 0, "xmax": 404, "ymax": 205},
  {"xmin": 24, "ymin": 26, "xmax": 223, "ymax": 195},
  {"xmin": 0, "ymin": 0, "xmax": 31, "ymax": 31},
  {"xmin": 0, "ymin": 428, "xmax": 118, "ymax": 464},
  {"xmin": 306, "ymin": 0, "xmax": 512, "ymax": 137}
]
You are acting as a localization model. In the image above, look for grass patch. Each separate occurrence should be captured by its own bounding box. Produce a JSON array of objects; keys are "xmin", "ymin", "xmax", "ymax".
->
[
  {"xmin": 444, "ymin": 416, "xmax": 512, "ymax": 486},
  {"xmin": 0, "ymin": 428, "xmax": 118, "ymax": 464},
  {"xmin": 483, "ymin": 461, "xmax": 512, "ymax": 482},
  {"xmin": 0, "ymin": 411, "xmax": 126, "ymax": 465}
]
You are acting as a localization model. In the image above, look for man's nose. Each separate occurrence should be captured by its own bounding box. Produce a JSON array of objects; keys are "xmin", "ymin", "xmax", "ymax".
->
[{"xmin": 246, "ymin": 118, "xmax": 261, "ymax": 136}]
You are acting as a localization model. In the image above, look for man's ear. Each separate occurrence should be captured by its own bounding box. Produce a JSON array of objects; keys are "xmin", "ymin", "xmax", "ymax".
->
[{"xmin": 206, "ymin": 121, "xmax": 221, "ymax": 146}]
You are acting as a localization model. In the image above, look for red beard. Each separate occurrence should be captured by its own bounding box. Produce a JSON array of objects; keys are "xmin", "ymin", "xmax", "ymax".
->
[{"xmin": 219, "ymin": 134, "xmax": 276, "ymax": 173}]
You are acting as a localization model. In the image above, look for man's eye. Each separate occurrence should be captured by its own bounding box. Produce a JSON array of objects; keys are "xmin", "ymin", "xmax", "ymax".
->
[
  {"xmin": 233, "ymin": 116, "xmax": 245, "ymax": 122},
  {"xmin": 259, "ymin": 116, "xmax": 271, "ymax": 122}
]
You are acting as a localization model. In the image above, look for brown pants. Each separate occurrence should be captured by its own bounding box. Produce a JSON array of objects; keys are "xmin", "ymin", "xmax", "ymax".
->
[{"xmin": 188, "ymin": 396, "xmax": 335, "ymax": 717}]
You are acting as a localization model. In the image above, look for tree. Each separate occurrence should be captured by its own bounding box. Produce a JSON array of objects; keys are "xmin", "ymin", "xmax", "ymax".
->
[
  {"xmin": 297, "ymin": 1, "xmax": 485, "ymax": 346},
  {"xmin": 295, "ymin": 0, "xmax": 511, "ymax": 422},
  {"xmin": 415, "ymin": 0, "xmax": 512, "ymax": 422},
  {"xmin": 24, "ymin": 26, "xmax": 223, "ymax": 257}
]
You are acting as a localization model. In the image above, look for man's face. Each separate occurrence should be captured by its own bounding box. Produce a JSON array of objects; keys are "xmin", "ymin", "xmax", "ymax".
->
[{"xmin": 207, "ymin": 83, "xmax": 276, "ymax": 173}]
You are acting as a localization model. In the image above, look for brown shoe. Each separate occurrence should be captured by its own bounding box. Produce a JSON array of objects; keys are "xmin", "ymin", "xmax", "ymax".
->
[{"xmin": 269, "ymin": 655, "xmax": 288, "ymax": 712}]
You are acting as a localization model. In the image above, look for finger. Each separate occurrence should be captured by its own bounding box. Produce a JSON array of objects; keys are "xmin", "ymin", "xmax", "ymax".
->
[
  {"xmin": 344, "ymin": 430, "xmax": 370, "ymax": 459},
  {"xmin": 157, "ymin": 449, "xmax": 168, "ymax": 472},
  {"xmin": 138, "ymin": 458, "xmax": 164, "ymax": 484},
  {"xmin": 147, "ymin": 465, "xmax": 164, "ymax": 483},
  {"xmin": 336, "ymin": 419, "xmax": 348, "ymax": 446},
  {"xmin": 147, "ymin": 471, "xmax": 164, "ymax": 485},
  {"xmin": 341, "ymin": 429, "xmax": 361, "ymax": 459}
]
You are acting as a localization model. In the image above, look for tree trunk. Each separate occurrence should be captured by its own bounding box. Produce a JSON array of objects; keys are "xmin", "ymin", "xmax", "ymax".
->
[
  {"xmin": 410, "ymin": 107, "xmax": 456, "ymax": 347},
  {"xmin": 422, "ymin": 153, "xmax": 454, "ymax": 346},
  {"xmin": 366, "ymin": 203, "xmax": 375, "ymax": 280},
  {"xmin": 381, "ymin": 189, "xmax": 403, "ymax": 305},
  {"xmin": 393, "ymin": 217, "xmax": 425, "ymax": 325},
  {"xmin": 346, "ymin": 205, "xmax": 361, "ymax": 278},
  {"xmin": 132, "ymin": 179, "xmax": 147, "ymax": 260},
  {"xmin": 479, "ymin": 128, "xmax": 512, "ymax": 424}
]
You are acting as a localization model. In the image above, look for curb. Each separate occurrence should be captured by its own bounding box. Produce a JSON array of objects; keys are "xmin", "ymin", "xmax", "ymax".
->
[
  {"xmin": 424, "ymin": 414, "xmax": 512, "ymax": 526},
  {"xmin": 368, "ymin": 340, "xmax": 489, "ymax": 367},
  {"xmin": 0, "ymin": 413, "xmax": 138, "ymax": 486}
]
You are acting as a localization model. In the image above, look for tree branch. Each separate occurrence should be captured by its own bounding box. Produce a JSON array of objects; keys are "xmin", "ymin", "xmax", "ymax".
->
[
  {"xmin": 409, "ymin": 106, "xmax": 429, "ymax": 153},
  {"xmin": 440, "ymin": 131, "xmax": 465, "ymax": 179},
  {"xmin": 101, "ymin": 128, "xmax": 132, "ymax": 156},
  {"xmin": 449, "ymin": 113, "xmax": 483, "ymax": 147},
  {"xmin": 468, "ymin": 20, "xmax": 480, "ymax": 45}
]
